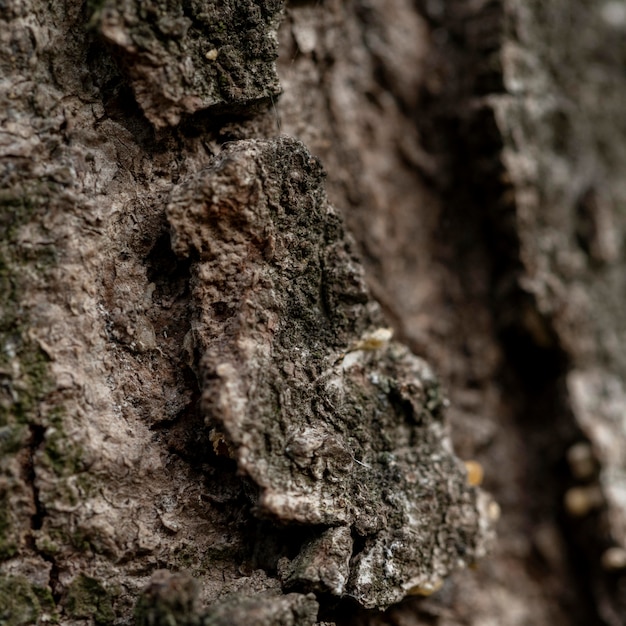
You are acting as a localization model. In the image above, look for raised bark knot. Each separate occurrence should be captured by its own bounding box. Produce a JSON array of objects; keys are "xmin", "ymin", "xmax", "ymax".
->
[{"xmin": 166, "ymin": 136, "xmax": 497, "ymax": 609}]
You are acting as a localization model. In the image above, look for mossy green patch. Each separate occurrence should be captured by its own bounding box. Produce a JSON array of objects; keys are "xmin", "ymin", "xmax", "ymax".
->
[
  {"xmin": 0, "ymin": 575, "xmax": 57, "ymax": 626},
  {"xmin": 0, "ymin": 239, "xmax": 51, "ymax": 427},
  {"xmin": 41, "ymin": 408, "xmax": 85, "ymax": 479},
  {"xmin": 0, "ymin": 183, "xmax": 56, "ymax": 428},
  {"xmin": 65, "ymin": 575, "xmax": 115, "ymax": 625},
  {"xmin": 0, "ymin": 182, "xmax": 60, "ymax": 565},
  {"xmin": 34, "ymin": 533, "xmax": 60, "ymax": 557},
  {"xmin": 0, "ymin": 489, "xmax": 18, "ymax": 560},
  {"xmin": 0, "ymin": 424, "xmax": 29, "ymax": 456}
]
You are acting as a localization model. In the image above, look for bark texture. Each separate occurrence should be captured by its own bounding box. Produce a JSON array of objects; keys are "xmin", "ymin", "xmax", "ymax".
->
[
  {"xmin": 165, "ymin": 135, "xmax": 493, "ymax": 609},
  {"xmin": 2, "ymin": 0, "xmax": 626, "ymax": 625}
]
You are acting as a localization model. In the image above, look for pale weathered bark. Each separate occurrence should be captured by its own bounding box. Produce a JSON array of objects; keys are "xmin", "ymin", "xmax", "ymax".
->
[{"xmin": 2, "ymin": 1, "xmax": 626, "ymax": 625}]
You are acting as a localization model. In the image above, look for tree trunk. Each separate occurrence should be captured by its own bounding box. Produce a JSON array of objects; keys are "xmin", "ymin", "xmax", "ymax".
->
[{"xmin": 2, "ymin": 1, "xmax": 626, "ymax": 625}]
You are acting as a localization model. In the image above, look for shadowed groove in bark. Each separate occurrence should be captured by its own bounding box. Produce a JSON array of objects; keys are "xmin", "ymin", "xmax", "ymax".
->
[
  {"xmin": 415, "ymin": 2, "xmax": 603, "ymax": 624},
  {"xmin": 26, "ymin": 425, "xmax": 46, "ymax": 533},
  {"xmin": 271, "ymin": 1, "xmax": 613, "ymax": 622},
  {"xmin": 24, "ymin": 423, "xmax": 62, "ymax": 604}
]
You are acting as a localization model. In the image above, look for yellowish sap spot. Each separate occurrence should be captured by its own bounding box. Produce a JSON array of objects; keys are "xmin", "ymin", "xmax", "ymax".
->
[
  {"xmin": 354, "ymin": 327, "xmax": 393, "ymax": 351},
  {"xmin": 488, "ymin": 500, "xmax": 501, "ymax": 522},
  {"xmin": 464, "ymin": 460, "xmax": 484, "ymax": 487},
  {"xmin": 407, "ymin": 578, "xmax": 444, "ymax": 597},
  {"xmin": 210, "ymin": 429, "xmax": 235, "ymax": 458},
  {"xmin": 567, "ymin": 442, "xmax": 596, "ymax": 480},
  {"xmin": 601, "ymin": 546, "xmax": 626, "ymax": 571},
  {"xmin": 564, "ymin": 485, "xmax": 603, "ymax": 517}
]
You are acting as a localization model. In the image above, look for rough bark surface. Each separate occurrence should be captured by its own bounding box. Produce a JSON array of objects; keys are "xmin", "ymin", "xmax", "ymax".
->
[
  {"xmin": 165, "ymin": 136, "xmax": 493, "ymax": 609},
  {"xmin": 96, "ymin": 0, "xmax": 283, "ymax": 127},
  {"xmin": 2, "ymin": 0, "xmax": 626, "ymax": 625}
]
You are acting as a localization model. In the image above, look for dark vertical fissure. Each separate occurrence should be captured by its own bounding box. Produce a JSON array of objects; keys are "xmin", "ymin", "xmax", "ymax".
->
[
  {"xmin": 415, "ymin": 2, "xmax": 604, "ymax": 623},
  {"xmin": 26, "ymin": 424, "xmax": 46, "ymax": 534},
  {"xmin": 26, "ymin": 423, "xmax": 62, "ymax": 603}
]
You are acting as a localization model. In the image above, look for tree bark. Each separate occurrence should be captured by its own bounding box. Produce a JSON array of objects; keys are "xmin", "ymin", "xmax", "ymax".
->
[{"xmin": 2, "ymin": 1, "xmax": 626, "ymax": 625}]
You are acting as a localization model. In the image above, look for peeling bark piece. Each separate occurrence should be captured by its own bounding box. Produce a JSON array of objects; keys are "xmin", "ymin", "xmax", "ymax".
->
[
  {"xmin": 94, "ymin": 0, "xmax": 284, "ymax": 127},
  {"xmin": 166, "ymin": 136, "xmax": 495, "ymax": 609},
  {"xmin": 279, "ymin": 526, "xmax": 352, "ymax": 596}
]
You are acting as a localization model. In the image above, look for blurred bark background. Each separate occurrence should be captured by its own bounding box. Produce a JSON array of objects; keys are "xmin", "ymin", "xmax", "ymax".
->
[{"xmin": 2, "ymin": 0, "xmax": 626, "ymax": 624}]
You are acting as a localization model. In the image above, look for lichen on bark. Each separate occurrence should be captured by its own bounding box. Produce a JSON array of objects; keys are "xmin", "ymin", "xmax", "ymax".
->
[
  {"xmin": 166, "ymin": 136, "xmax": 496, "ymax": 610},
  {"xmin": 94, "ymin": 0, "xmax": 284, "ymax": 127}
]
